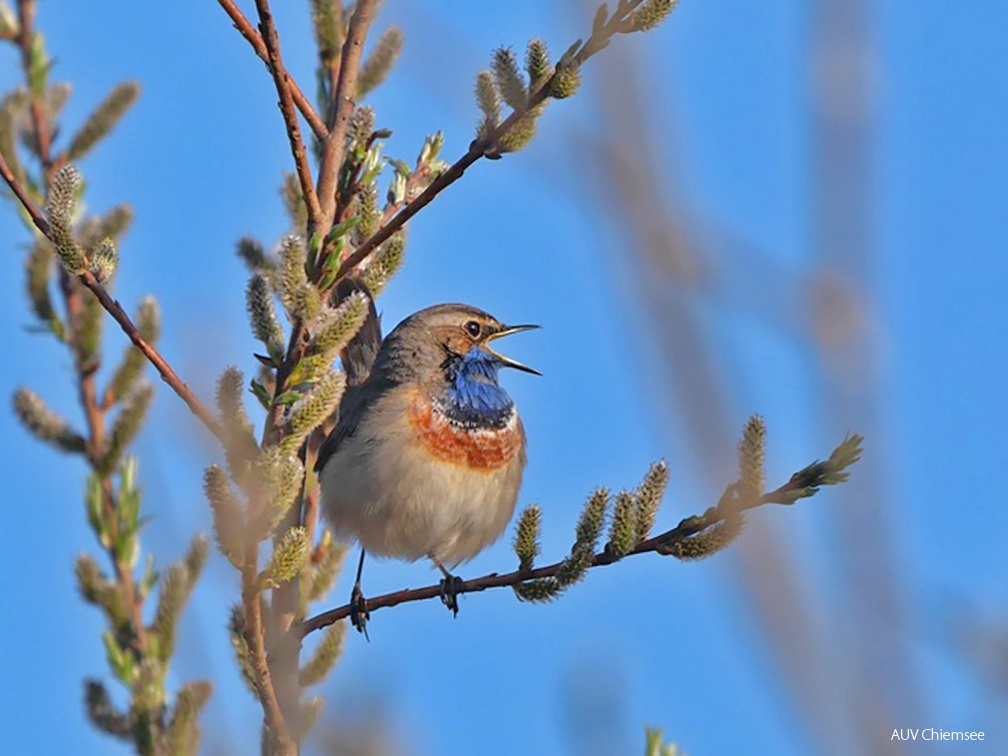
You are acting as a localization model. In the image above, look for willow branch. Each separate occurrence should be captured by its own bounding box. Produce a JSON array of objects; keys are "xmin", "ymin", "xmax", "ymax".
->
[
  {"xmin": 330, "ymin": 1, "xmax": 638, "ymax": 285},
  {"xmin": 330, "ymin": 106, "xmax": 536, "ymax": 284},
  {"xmin": 316, "ymin": 0, "xmax": 378, "ymax": 230},
  {"xmin": 16, "ymin": 0, "xmax": 51, "ymax": 169},
  {"xmin": 253, "ymin": 0, "xmax": 322, "ymax": 231},
  {"xmin": 78, "ymin": 271, "xmax": 225, "ymax": 440},
  {"xmin": 0, "ymin": 149, "xmax": 226, "ymax": 443},
  {"xmin": 215, "ymin": 0, "xmax": 327, "ymax": 141},
  {"xmin": 0, "ymin": 145, "xmax": 46, "ymax": 229},
  {"xmin": 298, "ymin": 472, "xmax": 841, "ymax": 639},
  {"xmin": 242, "ymin": 560, "xmax": 295, "ymax": 753}
]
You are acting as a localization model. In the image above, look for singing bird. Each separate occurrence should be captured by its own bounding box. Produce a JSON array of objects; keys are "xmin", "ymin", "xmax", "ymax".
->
[{"xmin": 315, "ymin": 301, "xmax": 538, "ymax": 631}]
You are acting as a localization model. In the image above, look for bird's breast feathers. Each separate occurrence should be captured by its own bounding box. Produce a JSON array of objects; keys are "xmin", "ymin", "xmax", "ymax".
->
[{"xmin": 406, "ymin": 390, "xmax": 523, "ymax": 471}]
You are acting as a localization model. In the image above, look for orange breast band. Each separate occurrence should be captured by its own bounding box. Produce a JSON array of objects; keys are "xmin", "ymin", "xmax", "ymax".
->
[{"xmin": 407, "ymin": 399, "xmax": 520, "ymax": 471}]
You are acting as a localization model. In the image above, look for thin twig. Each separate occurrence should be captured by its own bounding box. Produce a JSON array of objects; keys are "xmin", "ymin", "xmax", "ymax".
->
[
  {"xmin": 78, "ymin": 271, "xmax": 226, "ymax": 441},
  {"xmin": 0, "ymin": 148, "xmax": 226, "ymax": 443},
  {"xmin": 330, "ymin": 1, "xmax": 639, "ymax": 285},
  {"xmin": 215, "ymin": 0, "xmax": 328, "ymax": 141},
  {"xmin": 297, "ymin": 478, "xmax": 828, "ymax": 639},
  {"xmin": 16, "ymin": 0, "xmax": 51, "ymax": 171},
  {"xmin": 0, "ymin": 146, "xmax": 47, "ymax": 230},
  {"xmin": 254, "ymin": 0, "xmax": 322, "ymax": 231},
  {"xmin": 331, "ymin": 87, "xmax": 550, "ymax": 284},
  {"xmin": 316, "ymin": 0, "xmax": 378, "ymax": 230}
]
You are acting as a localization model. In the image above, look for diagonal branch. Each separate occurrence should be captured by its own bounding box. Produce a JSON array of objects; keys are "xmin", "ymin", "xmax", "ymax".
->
[
  {"xmin": 0, "ymin": 144, "xmax": 47, "ymax": 230},
  {"xmin": 297, "ymin": 437, "xmax": 864, "ymax": 638},
  {"xmin": 329, "ymin": 0, "xmax": 647, "ymax": 286},
  {"xmin": 215, "ymin": 0, "xmax": 328, "ymax": 141},
  {"xmin": 315, "ymin": 0, "xmax": 378, "ymax": 231},
  {"xmin": 253, "ymin": 0, "xmax": 322, "ymax": 231},
  {"xmin": 330, "ymin": 101, "xmax": 544, "ymax": 284},
  {"xmin": 0, "ymin": 148, "xmax": 226, "ymax": 443},
  {"xmin": 78, "ymin": 270, "xmax": 225, "ymax": 441}
]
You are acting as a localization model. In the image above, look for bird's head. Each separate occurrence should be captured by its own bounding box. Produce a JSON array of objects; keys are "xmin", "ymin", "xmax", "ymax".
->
[{"xmin": 380, "ymin": 304, "xmax": 539, "ymax": 413}]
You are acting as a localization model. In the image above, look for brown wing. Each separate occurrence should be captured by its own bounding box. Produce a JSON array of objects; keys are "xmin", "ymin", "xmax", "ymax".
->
[
  {"xmin": 315, "ymin": 279, "xmax": 383, "ymax": 473},
  {"xmin": 336, "ymin": 278, "xmax": 382, "ymax": 389}
]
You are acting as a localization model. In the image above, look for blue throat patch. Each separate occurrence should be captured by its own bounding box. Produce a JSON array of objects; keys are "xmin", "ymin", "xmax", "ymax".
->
[{"xmin": 438, "ymin": 347, "xmax": 514, "ymax": 429}]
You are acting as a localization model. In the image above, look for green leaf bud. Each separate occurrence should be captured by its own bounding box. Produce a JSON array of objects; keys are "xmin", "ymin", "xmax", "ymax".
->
[
  {"xmin": 204, "ymin": 464, "xmax": 245, "ymax": 567},
  {"xmin": 246, "ymin": 274, "xmax": 285, "ymax": 363},
  {"xmin": 512, "ymin": 504, "xmax": 542, "ymax": 570},
  {"xmin": 99, "ymin": 382, "xmax": 153, "ymax": 476},
  {"xmin": 89, "ymin": 237, "xmax": 118, "ymax": 282},
  {"xmin": 606, "ymin": 490, "xmax": 636, "ymax": 558},
  {"xmin": 631, "ymin": 0, "xmax": 678, "ymax": 32},
  {"xmin": 492, "ymin": 47, "xmax": 527, "ymax": 110},
  {"xmin": 262, "ymin": 526, "xmax": 310, "ymax": 588},
  {"xmin": 12, "ymin": 386, "xmax": 85, "ymax": 453},
  {"xmin": 66, "ymin": 81, "xmax": 140, "ymax": 161},
  {"xmin": 299, "ymin": 620, "xmax": 346, "ymax": 687},
  {"xmin": 526, "ymin": 39, "xmax": 553, "ymax": 90},
  {"xmin": 45, "ymin": 163, "xmax": 86, "ymax": 272}
]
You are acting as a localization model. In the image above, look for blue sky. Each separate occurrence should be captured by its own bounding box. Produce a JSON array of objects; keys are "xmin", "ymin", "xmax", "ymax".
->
[{"xmin": 1, "ymin": 1, "xmax": 1006, "ymax": 754}]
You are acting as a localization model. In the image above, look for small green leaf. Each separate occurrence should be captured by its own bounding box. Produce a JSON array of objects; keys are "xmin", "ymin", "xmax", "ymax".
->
[
  {"xmin": 273, "ymin": 389, "xmax": 303, "ymax": 406},
  {"xmin": 102, "ymin": 631, "xmax": 136, "ymax": 685},
  {"xmin": 250, "ymin": 379, "xmax": 271, "ymax": 410}
]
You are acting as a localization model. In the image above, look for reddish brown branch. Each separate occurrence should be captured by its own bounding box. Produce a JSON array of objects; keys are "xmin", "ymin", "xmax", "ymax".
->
[
  {"xmin": 0, "ymin": 149, "xmax": 226, "ymax": 444},
  {"xmin": 255, "ymin": 0, "xmax": 381, "ymax": 456},
  {"xmin": 215, "ymin": 0, "xmax": 328, "ymax": 141},
  {"xmin": 253, "ymin": 0, "xmax": 322, "ymax": 231},
  {"xmin": 331, "ymin": 88, "xmax": 551, "ymax": 284},
  {"xmin": 298, "ymin": 482, "xmax": 808, "ymax": 639},
  {"xmin": 316, "ymin": 0, "xmax": 378, "ymax": 230},
  {"xmin": 78, "ymin": 271, "xmax": 226, "ymax": 441},
  {"xmin": 242, "ymin": 560, "xmax": 296, "ymax": 754},
  {"xmin": 0, "ymin": 146, "xmax": 47, "ymax": 230},
  {"xmin": 329, "ymin": 0, "xmax": 651, "ymax": 284},
  {"xmin": 16, "ymin": 0, "xmax": 51, "ymax": 170}
]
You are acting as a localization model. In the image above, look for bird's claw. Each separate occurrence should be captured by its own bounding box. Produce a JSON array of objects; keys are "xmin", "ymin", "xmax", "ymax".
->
[
  {"xmin": 439, "ymin": 574, "xmax": 464, "ymax": 617},
  {"xmin": 350, "ymin": 584, "xmax": 371, "ymax": 640}
]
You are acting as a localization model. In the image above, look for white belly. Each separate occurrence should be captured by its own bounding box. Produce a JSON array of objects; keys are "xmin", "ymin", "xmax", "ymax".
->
[{"xmin": 319, "ymin": 396, "xmax": 526, "ymax": 566}]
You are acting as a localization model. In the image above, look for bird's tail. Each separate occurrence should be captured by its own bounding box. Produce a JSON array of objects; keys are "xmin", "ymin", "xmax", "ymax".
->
[{"xmin": 335, "ymin": 278, "xmax": 382, "ymax": 388}]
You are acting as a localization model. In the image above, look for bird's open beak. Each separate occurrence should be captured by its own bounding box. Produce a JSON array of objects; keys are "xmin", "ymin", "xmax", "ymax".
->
[{"xmin": 486, "ymin": 324, "xmax": 541, "ymax": 375}]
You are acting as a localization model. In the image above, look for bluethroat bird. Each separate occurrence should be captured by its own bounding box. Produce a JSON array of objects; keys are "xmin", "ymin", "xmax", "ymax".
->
[{"xmin": 315, "ymin": 299, "xmax": 539, "ymax": 632}]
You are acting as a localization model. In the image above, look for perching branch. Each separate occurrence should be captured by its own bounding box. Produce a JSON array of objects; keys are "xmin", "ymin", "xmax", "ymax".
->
[
  {"xmin": 215, "ymin": 0, "xmax": 327, "ymax": 140},
  {"xmin": 298, "ymin": 433, "xmax": 864, "ymax": 638}
]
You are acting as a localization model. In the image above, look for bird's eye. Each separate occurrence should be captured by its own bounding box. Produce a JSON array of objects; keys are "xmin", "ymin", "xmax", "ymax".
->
[{"xmin": 465, "ymin": 320, "xmax": 482, "ymax": 338}]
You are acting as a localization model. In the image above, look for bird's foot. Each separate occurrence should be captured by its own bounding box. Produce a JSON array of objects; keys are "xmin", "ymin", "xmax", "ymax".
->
[
  {"xmin": 439, "ymin": 573, "xmax": 464, "ymax": 617},
  {"xmin": 349, "ymin": 583, "xmax": 371, "ymax": 640}
]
